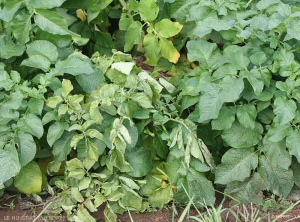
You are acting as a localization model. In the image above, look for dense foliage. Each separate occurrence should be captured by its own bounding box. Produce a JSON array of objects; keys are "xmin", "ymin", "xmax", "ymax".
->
[{"xmin": 1, "ymin": 0, "xmax": 300, "ymax": 221}]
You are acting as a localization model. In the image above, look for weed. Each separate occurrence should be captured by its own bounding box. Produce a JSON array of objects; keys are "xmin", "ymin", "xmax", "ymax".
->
[{"xmin": 177, "ymin": 189, "xmax": 300, "ymax": 222}]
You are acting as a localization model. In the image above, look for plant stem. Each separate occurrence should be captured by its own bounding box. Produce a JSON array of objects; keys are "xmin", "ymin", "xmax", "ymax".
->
[
  {"xmin": 32, "ymin": 202, "xmax": 53, "ymax": 222},
  {"xmin": 118, "ymin": 0, "xmax": 127, "ymax": 10}
]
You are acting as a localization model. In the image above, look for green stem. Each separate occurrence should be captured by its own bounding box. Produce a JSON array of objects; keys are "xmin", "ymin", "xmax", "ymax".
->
[
  {"xmin": 169, "ymin": 118, "xmax": 193, "ymax": 135},
  {"xmin": 118, "ymin": 0, "xmax": 127, "ymax": 10}
]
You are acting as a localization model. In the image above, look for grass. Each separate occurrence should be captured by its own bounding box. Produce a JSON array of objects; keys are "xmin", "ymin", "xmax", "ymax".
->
[
  {"xmin": 179, "ymin": 199, "xmax": 300, "ymax": 222},
  {"xmin": 174, "ymin": 186, "xmax": 300, "ymax": 222}
]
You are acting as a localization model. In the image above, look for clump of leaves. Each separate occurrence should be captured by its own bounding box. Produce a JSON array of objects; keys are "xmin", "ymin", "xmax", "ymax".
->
[
  {"xmin": 46, "ymin": 52, "xmax": 215, "ymax": 221},
  {"xmin": 169, "ymin": 0, "xmax": 300, "ymax": 203}
]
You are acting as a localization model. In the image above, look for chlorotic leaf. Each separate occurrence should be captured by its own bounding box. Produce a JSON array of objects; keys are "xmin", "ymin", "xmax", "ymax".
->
[
  {"xmin": 155, "ymin": 19, "xmax": 183, "ymax": 38},
  {"xmin": 83, "ymin": 141, "xmax": 99, "ymax": 170},
  {"xmin": 14, "ymin": 162, "xmax": 43, "ymax": 195},
  {"xmin": 76, "ymin": 9, "xmax": 86, "ymax": 22},
  {"xmin": 119, "ymin": 13, "xmax": 133, "ymax": 30},
  {"xmin": 62, "ymin": 79, "xmax": 73, "ymax": 98},
  {"xmin": 71, "ymin": 187, "xmax": 84, "ymax": 202},
  {"xmin": 111, "ymin": 62, "xmax": 135, "ymax": 75},
  {"xmin": 46, "ymin": 96, "xmax": 63, "ymax": 108},
  {"xmin": 159, "ymin": 38, "xmax": 180, "ymax": 64}
]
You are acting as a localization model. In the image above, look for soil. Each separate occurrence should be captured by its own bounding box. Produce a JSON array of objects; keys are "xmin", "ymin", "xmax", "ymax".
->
[{"xmin": 1, "ymin": 193, "xmax": 300, "ymax": 222}]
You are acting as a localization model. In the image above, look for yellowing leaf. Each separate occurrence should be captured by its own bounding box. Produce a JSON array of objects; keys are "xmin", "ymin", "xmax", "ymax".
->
[
  {"xmin": 159, "ymin": 38, "xmax": 180, "ymax": 64},
  {"xmin": 62, "ymin": 79, "xmax": 73, "ymax": 98},
  {"xmin": 46, "ymin": 96, "xmax": 63, "ymax": 108},
  {"xmin": 111, "ymin": 62, "xmax": 135, "ymax": 75},
  {"xmin": 155, "ymin": 19, "xmax": 183, "ymax": 38},
  {"xmin": 76, "ymin": 9, "xmax": 86, "ymax": 22},
  {"xmin": 14, "ymin": 162, "xmax": 43, "ymax": 195}
]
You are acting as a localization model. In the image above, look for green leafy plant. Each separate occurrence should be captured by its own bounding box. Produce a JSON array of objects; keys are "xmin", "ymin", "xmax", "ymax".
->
[
  {"xmin": 45, "ymin": 52, "xmax": 215, "ymax": 220},
  {"xmin": 260, "ymin": 195, "xmax": 294, "ymax": 212},
  {"xmin": 118, "ymin": 0, "xmax": 183, "ymax": 64},
  {"xmin": 168, "ymin": 0, "xmax": 300, "ymax": 203}
]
